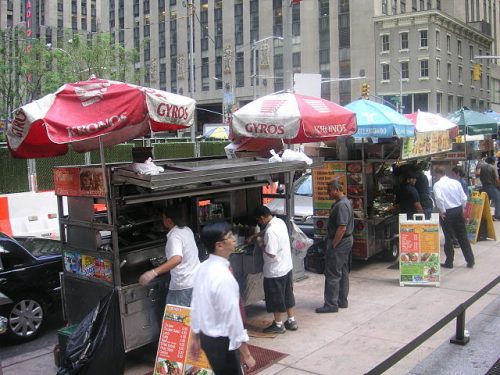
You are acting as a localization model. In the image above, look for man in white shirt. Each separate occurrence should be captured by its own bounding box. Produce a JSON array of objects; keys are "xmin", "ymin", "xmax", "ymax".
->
[
  {"xmin": 138, "ymin": 204, "xmax": 200, "ymax": 307},
  {"xmin": 433, "ymin": 166, "xmax": 475, "ymax": 269},
  {"xmin": 190, "ymin": 222, "xmax": 255, "ymax": 374},
  {"xmin": 253, "ymin": 205, "xmax": 298, "ymax": 334}
]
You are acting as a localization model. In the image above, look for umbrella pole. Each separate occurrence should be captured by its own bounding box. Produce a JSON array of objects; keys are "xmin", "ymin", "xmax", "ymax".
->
[{"xmin": 99, "ymin": 137, "xmax": 113, "ymax": 224}]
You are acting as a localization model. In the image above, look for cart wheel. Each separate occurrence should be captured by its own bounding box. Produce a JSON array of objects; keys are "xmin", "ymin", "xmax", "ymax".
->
[{"xmin": 385, "ymin": 239, "xmax": 399, "ymax": 261}]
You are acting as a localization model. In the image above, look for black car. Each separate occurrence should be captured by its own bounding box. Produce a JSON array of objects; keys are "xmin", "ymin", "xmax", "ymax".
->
[{"xmin": 0, "ymin": 233, "xmax": 63, "ymax": 343}]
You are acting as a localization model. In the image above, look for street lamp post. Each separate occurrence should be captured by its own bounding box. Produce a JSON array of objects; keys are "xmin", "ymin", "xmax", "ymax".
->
[
  {"xmin": 386, "ymin": 64, "xmax": 404, "ymax": 113},
  {"xmin": 252, "ymin": 36, "xmax": 284, "ymax": 100}
]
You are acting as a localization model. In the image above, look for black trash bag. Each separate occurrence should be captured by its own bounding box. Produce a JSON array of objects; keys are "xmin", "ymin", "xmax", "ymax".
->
[
  {"xmin": 304, "ymin": 239, "xmax": 326, "ymax": 274},
  {"xmin": 57, "ymin": 290, "xmax": 125, "ymax": 375}
]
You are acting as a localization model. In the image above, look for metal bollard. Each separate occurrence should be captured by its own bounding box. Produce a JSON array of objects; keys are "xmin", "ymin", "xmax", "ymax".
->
[{"xmin": 450, "ymin": 309, "xmax": 470, "ymax": 345}]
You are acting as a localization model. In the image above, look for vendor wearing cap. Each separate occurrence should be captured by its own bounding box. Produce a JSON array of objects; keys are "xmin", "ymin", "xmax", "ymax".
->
[{"xmin": 395, "ymin": 172, "xmax": 424, "ymax": 220}]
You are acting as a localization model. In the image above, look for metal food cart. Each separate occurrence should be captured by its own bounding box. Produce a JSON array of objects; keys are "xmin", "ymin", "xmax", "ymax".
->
[{"xmin": 56, "ymin": 157, "xmax": 309, "ymax": 352}]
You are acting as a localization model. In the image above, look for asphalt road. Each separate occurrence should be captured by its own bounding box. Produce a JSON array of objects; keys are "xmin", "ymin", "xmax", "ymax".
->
[{"xmin": 0, "ymin": 309, "xmax": 64, "ymax": 364}]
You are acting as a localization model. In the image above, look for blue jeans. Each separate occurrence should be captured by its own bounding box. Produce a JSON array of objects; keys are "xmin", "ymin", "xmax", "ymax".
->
[
  {"xmin": 481, "ymin": 184, "xmax": 500, "ymax": 218},
  {"xmin": 166, "ymin": 288, "xmax": 193, "ymax": 307}
]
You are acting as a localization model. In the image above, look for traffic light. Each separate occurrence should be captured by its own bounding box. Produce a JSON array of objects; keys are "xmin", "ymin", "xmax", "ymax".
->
[
  {"xmin": 473, "ymin": 63, "xmax": 482, "ymax": 81},
  {"xmin": 361, "ymin": 83, "xmax": 370, "ymax": 98}
]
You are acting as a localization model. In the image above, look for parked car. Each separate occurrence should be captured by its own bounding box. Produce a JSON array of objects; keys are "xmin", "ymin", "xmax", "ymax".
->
[
  {"xmin": 0, "ymin": 233, "xmax": 63, "ymax": 343},
  {"xmin": 265, "ymin": 173, "xmax": 314, "ymax": 237}
]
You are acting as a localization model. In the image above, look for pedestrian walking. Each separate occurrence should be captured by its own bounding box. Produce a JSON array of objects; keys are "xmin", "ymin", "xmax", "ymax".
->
[
  {"xmin": 138, "ymin": 204, "xmax": 200, "ymax": 307},
  {"xmin": 189, "ymin": 222, "xmax": 255, "ymax": 374},
  {"xmin": 252, "ymin": 205, "xmax": 298, "ymax": 333},
  {"xmin": 433, "ymin": 166, "xmax": 475, "ymax": 269},
  {"xmin": 316, "ymin": 180, "xmax": 354, "ymax": 313},
  {"xmin": 479, "ymin": 156, "xmax": 500, "ymax": 220},
  {"xmin": 451, "ymin": 166, "xmax": 469, "ymax": 198}
]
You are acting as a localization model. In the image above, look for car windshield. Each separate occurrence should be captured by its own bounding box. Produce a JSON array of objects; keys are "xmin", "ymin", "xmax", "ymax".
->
[
  {"xmin": 293, "ymin": 174, "xmax": 312, "ymax": 196},
  {"xmin": 14, "ymin": 237, "xmax": 61, "ymax": 257}
]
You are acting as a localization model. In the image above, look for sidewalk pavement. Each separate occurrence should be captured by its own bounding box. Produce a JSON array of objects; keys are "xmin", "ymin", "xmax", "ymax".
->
[{"xmin": 2, "ymin": 220, "xmax": 499, "ymax": 375}]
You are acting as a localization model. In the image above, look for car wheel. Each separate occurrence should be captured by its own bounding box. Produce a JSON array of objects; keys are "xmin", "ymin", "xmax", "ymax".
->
[
  {"xmin": 385, "ymin": 239, "xmax": 399, "ymax": 262},
  {"xmin": 4, "ymin": 296, "xmax": 47, "ymax": 343}
]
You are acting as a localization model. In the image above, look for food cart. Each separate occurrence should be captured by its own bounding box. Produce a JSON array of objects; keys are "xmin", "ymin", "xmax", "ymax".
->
[
  {"xmin": 55, "ymin": 157, "xmax": 309, "ymax": 352},
  {"xmin": 312, "ymin": 128, "xmax": 453, "ymax": 261}
]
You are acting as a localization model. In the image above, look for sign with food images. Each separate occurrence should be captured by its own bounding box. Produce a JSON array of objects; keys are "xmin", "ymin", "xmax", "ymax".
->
[
  {"xmin": 401, "ymin": 130, "xmax": 452, "ymax": 159},
  {"xmin": 154, "ymin": 304, "xmax": 213, "ymax": 375},
  {"xmin": 464, "ymin": 192, "xmax": 496, "ymax": 243},
  {"xmin": 399, "ymin": 214, "xmax": 440, "ymax": 287}
]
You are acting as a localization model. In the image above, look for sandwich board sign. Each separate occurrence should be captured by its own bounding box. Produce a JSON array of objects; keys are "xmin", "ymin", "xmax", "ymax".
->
[
  {"xmin": 399, "ymin": 213, "xmax": 440, "ymax": 287},
  {"xmin": 464, "ymin": 191, "xmax": 496, "ymax": 243}
]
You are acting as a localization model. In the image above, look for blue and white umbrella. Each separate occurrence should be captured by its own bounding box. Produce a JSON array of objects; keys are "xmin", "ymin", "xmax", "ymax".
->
[{"xmin": 345, "ymin": 99, "xmax": 414, "ymax": 138}]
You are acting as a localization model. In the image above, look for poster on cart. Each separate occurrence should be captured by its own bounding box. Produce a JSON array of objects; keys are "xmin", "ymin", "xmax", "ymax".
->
[
  {"xmin": 464, "ymin": 191, "xmax": 496, "ymax": 243},
  {"xmin": 154, "ymin": 304, "xmax": 213, "ymax": 375},
  {"xmin": 312, "ymin": 162, "xmax": 347, "ymax": 237},
  {"xmin": 399, "ymin": 214, "xmax": 440, "ymax": 287}
]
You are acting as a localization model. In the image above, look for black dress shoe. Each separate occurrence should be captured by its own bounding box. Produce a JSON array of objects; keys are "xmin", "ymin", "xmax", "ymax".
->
[
  {"xmin": 440, "ymin": 263, "xmax": 453, "ymax": 269},
  {"xmin": 338, "ymin": 302, "xmax": 348, "ymax": 309},
  {"xmin": 467, "ymin": 263, "xmax": 475, "ymax": 268},
  {"xmin": 315, "ymin": 306, "xmax": 338, "ymax": 313}
]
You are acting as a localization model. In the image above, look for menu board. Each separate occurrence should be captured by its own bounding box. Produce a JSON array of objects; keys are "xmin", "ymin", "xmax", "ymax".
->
[
  {"xmin": 399, "ymin": 214, "xmax": 440, "ymax": 287},
  {"xmin": 464, "ymin": 192, "xmax": 496, "ymax": 243},
  {"xmin": 54, "ymin": 167, "xmax": 105, "ymax": 197},
  {"xmin": 154, "ymin": 304, "xmax": 213, "ymax": 375},
  {"xmin": 402, "ymin": 130, "xmax": 452, "ymax": 159}
]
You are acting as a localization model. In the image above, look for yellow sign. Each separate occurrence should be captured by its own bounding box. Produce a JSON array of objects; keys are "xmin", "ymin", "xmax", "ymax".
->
[
  {"xmin": 402, "ymin": 130, "xmax": 452, "ymax": 159},
  {"xmin": 464, "ymin": 192, "xmax": 496, "ymax": 243}
]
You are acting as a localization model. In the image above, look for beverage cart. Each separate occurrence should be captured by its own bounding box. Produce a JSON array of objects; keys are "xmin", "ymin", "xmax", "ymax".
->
[{"xmin": 55, "ymin": 156, "xmax": 309, "ymax": 352}]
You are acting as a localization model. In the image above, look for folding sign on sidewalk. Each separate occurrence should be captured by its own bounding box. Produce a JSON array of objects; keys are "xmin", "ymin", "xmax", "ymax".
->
[
  {"xmin": 464, "ymin": 191, "xmax": 496, "ymax": 243},
  {"xmin": 154, "ymin": 304, "xmax": 213, "ymax": 375},
  {"xmin": 399, "ymin": 213, "xmax": 440, "ymax": 287}
]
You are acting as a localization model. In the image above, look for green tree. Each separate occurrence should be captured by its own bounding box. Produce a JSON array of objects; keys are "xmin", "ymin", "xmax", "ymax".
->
[{"xmin": 0, "ymin": 28, "xmax": 140, "ymax": 123}]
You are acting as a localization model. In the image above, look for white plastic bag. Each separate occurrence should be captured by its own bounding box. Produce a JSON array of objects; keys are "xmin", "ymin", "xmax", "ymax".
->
[
  {"xmin": 268, "ymin": 149, "xmax": 283, "ymax": 163},
  {"xmin": 290, "ymin": 221, "xmax": 314, "ymax": 258},
  {"xmin": 281, "ymin": 149, "xmax": 313, "ymax": 165}
]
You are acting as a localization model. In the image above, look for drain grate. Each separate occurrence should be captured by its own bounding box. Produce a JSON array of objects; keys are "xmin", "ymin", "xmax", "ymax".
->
[
  {"xmin": 246, "ymin": 344, "xmax": 288, "ymax": 374},
  {"xmin": 486, "ymin": 358, "xmax": 500, "ymax": 375}
]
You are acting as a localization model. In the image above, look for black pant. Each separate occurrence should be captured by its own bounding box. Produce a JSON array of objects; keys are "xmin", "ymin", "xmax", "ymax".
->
[
  {"xmin": 440, "ymin": 206, "xmax": 475, "ymax": 266},
  {"xmin": 200, "ymin": 332, "xmax": 243, "ymax": 375},
  {"xmin": 324, "ymin": 236, "xmax": 353, "ymax": 308}
]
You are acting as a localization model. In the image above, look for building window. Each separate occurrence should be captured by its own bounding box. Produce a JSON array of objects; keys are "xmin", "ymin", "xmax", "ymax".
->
[
  {"xmin": 457, "ymin": 39, "xmax": 462, "ymax": 57},
  {"xmin": 400, "ymin": 32, "xmax": 408, "ymax": 50},
  {"xmin": 469, "ymin": 45, "xmax": 474, "ymax": 60},
  {"xmin": 381, "ymin": 35, "xmax": 389, "ymax": 51},
  {"xmin": 235, "ymin": 52, "xmax": 244, "ymax": 87},
  {"xmin": 401, "ymin": 61, "xmax": 409, "ymax": 79},
  {"xmin": 436, "ymin": 92, "xmax": 442, "ymax": 113},
  {"xmin": 447, "ymin": 62, "xmax": 452, "ymax": 81},
  {"xmin": 292, "ymin": 52, "xmax": 301, "ymax": 69},
  {"xmin": 419, "ymin": 30, "xmax": 428, "ymax": 48},
  {"xmin": 457, "ymin": 96, "xmax": 463, "ymax": 109},
  {"xmin": 446, "ymin": 34, "xmax": 451, "ymax": 53},
  {"xmin": 435, "ymin": 30, "xmax": 440, "ymax": 49},
  {"xmin": 412, "ymin": 0, "xmax": 417, "ymax": 11},
  {"xmin": 400, "ymin": 0, "xmax": 406, "ymax": 13},
  {"xmin": 436, "ymin": 59, "xmax": 440, "ymax": 78},
  {"xmin": 382, "ymin": 0, "xmax": 388, "ymax": 14},
  {"xmin": 458, "ymin": 66, "xmax": 463, "ymax": 83},
  {"xmin": 201, "ymin": 57, "xmax": 209, "ymax": 91},
  {"xmin": 420, "ymin": 60, "xmax": 429, "ymax": 77},
  {"xmin": 382, "ymin": 64, "xmax": 390, "ymax": 80},
  {"xmin": 447, "ymin": 95, "xmax": 453, "ymax": 112}
]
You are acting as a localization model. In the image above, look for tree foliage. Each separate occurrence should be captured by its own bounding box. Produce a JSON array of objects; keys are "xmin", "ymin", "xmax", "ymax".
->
[{"xmin": 0, "ymin": 28, "xmax": 140, "ymax": 123}]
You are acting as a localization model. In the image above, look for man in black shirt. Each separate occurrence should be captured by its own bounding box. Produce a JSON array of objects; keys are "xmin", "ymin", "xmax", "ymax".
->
[{"xmin": 396, "ymin": 172, "xmax": 424, "ymax": 220}]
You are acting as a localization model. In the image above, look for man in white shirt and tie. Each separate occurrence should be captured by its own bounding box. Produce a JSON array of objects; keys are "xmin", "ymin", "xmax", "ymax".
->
[
  {"xmin": 190, "ymin": 222, "xmax": 255, "ymax": 374},
  {"xmin": 433, "ymin": 166, "xmax": 475, "ymax": 269}
]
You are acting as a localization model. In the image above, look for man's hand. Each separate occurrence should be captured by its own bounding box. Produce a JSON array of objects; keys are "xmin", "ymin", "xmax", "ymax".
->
[
  {"xmin": 439, "ymin": 212, "xmax": 446, "ymax": 220},
  {"xmin": 240, "ymin": 344, "xmax": 256, "ymax": 373},
  {"xmin": 189, "ymin": 334, "xmax": 201, "ymax": 359},
  {"xmin": 138, "ymin": 270, "xmax": 157, "ymax": 286}
]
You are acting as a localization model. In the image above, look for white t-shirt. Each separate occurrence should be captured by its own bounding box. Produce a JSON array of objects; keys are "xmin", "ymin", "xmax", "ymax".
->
[
  {"xmin": 262, "ymin": 217, "xmax": 293, "ymax": 278},
  {"xmin": 165, "ymin": 226, "xmax": 200, "ymax": 290}
]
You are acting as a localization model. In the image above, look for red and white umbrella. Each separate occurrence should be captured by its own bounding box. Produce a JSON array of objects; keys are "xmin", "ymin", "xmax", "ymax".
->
[
  {"xmin": 404, "ymin": 110, "xmax": 458, "ymax": 137},
  {"xmin": 7, "ymin": 77, "xmax": 196, "ymax": 158},
  {"xmin": 231, "ymin": 92, "xmax": 356, "ymax": 144}
]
